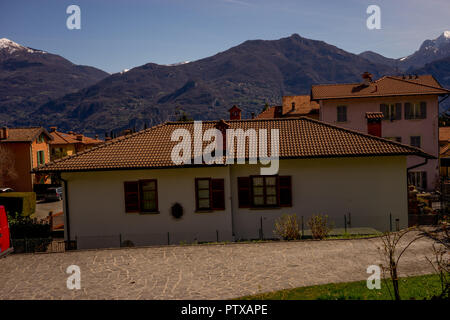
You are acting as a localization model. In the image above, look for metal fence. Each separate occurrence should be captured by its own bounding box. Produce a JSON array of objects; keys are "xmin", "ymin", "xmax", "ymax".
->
[{"xmin": 11, "ymin": 238, "xmax": 65, "ymax": 254}]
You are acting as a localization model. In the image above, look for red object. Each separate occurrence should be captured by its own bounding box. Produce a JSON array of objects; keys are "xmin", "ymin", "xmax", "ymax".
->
[
  {"xmin": 0, "ymin": 205, "xmax": 11, "ymax": 255},
  {"xmin": 229, "ymin": 105, "xmax": 241, "ymax": 120},
  {"xmin": 367, "ymin": 121, "xmax": 382, "ymax": 137}
]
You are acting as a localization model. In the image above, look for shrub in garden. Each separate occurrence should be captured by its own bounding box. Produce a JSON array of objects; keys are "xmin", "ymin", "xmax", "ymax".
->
[
  {"xmin": 8, "ymin": 211, "xmax": 51, "ymax": 239},
  {"xmin": 308, "ymin": 214, "xmax": 333, "ymax": 239},
  {"xmin": 274, "ymin": 214, "xmax": 301, "ymax": 240}
]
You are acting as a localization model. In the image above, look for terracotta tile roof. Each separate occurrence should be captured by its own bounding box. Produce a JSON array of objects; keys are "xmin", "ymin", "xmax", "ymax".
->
[
  {"xmin": 439, "ymin": 127, "xmax": 450, "ymax": 143},
  {"xmin": 0, "ymin": 127, "xmax": 52, "ymax": 143},
  {"xmin": 255, "ymin": 106, "xmax": 282, "ymax": 119},
  {"xmin": 49, "ymin": 130, "xmax": 103, "ymax": 146},
  {"xmin": 34, "ymin": 118, "xmax": 434, "ymax": 173},
  {"xmin": 365, "ymin": 112, "xmax": 384, "ymax": 120},
  {"xmin": 311, "ymin": 75, "xmax": 450, "ymax": 100},
  {"xmin": 282, "ymin": 95, "xmax": 319, "ymax": 116}
]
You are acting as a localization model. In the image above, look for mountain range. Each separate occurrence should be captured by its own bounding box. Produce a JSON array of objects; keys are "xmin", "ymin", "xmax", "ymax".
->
[{"xmin": 1, "ymin": 32, "xmax": 450, "ymax": 135}]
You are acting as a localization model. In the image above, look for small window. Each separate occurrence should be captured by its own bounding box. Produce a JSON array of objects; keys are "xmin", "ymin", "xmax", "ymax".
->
[
  {"xmin": 337, "ymin": 106, "xmax": 347, "ymax": 122},
  {"xmin": 405, "ymin": 102, "xmax": 426, "ymax": 120},
  {"xmin": 195, "ymin": 178, "xmax": 225, "ymax": 211},
  {"xmin": 237, "ymin": 177, "xmax": 251, "ymax": 208},
  {"xmin": 410, "ymin": 136, "xmax": 421, "ymax": 148},
  {"xmin": 408, "ymin": 172, "xmax": 427, "ymax": 190},
  {"xmin": 380, "ymin": 103, "xmax": 401, "ymax": 120}
]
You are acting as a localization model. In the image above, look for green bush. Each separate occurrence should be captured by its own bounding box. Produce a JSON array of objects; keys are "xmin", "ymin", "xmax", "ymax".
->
[{"xmin": 0, "ymin": 192, "xmax": 36, "ymax": 217}]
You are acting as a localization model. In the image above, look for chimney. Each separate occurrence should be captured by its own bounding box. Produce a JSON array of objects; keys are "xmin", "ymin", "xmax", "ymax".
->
[
  {"xmin": 0, "ymin": 127, "xmax": 8, "ymax": 140},
  {"xmin": 361, "ymin": 72, "xmax": 373, "ymax": 86},
  {"xmin": 365, "ymin": 112, "xmax": 383, "ymax": 137},
  {"xmin": 228, "ymin": 105, "xmax": 241, "ymax": 120},
  {"xmin": 291, "ymin": 102, "xmax": 296, "ymax": 112},
  {"xmin": 50, "ymin": 126, "xmax": 57, "ymax": 132},
  {"xmin": 76, "ymin": 134, "xmax": 83, "ymax": 141},
  {"xmin": 251, "ymin": 112, "xmax": 255, "ymax": 119}
]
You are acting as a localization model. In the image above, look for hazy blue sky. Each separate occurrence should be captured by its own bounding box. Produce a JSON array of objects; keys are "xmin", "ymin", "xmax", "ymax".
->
[{"xmin": 1, "ymin": 0, "xmax": 449, "ymax": 73}]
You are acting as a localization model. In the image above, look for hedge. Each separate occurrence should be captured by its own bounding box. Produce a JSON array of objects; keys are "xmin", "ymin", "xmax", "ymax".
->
[{"xmin": 0, "ymin": 192, "xmax": 36, "ymax": 217}]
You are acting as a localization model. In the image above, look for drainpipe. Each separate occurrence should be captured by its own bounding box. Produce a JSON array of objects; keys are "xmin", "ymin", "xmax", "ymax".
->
[
  {"xmin": 59, "ymin": 174, "xmax": 71, "ymax": 246},
  {"xmin": 227, "ymin": 165, "xmax": 236, "ymax": 239}
]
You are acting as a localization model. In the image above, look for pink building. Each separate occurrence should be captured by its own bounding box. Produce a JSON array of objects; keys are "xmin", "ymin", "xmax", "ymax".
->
[{"xmin": 312, "ymin": 73, "xmax": 450, "ymax": 191}]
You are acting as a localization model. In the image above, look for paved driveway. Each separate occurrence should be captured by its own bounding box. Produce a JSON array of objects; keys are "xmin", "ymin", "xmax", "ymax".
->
[{"xmin": 0, "ymin": 233, "xmax": 438, "ymax": 299}]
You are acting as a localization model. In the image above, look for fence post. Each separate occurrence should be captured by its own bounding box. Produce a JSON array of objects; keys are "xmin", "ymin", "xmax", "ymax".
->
[
  {"xmin": 395, "ymin": 218, "xmax": 400, "ymax": 232},
  {"xmin": 119, "ymin": 233, "xmax": 122, "ymax": 247},
  {"xmin": 216, "ymin": 230, "xmax": 219, "ymax": 242},
  {"xmin": 167, "ymin": 232, "xmax": 170, "ymax": 245},
  {"xmin": 344, "ymin": 214, "xmax": 347, "ymax": 234},
  {"xmin": 260, "ymin": 216, "xmax": 263, "ymax": 240},
  {"xmin": 389, "ymin": 213, "xmax": 392, "ymax": 232},
  {"xmin": 301, "ymin": 216, "xmax": 304, "ymax": 238}
]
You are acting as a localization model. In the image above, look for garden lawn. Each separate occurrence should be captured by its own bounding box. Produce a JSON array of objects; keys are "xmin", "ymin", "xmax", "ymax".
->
[{"xmin": 239, "ymin": 274, "xmax": 442, "ymax": 300}]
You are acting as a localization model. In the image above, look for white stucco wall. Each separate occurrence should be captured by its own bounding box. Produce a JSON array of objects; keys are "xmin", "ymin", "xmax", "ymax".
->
[
  {"xmin": 62, "ymin": 166, "xmax": 233, "ymax": 249},
  {"xmin": 62, "ymin": 156, "xmax": 408, "ymax": 249},
  {"xmin": 230, "ymin": 157, "xmax": 408, "ymax": 240}
]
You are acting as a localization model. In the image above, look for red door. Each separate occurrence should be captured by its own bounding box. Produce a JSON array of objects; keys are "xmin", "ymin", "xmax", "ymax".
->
[{"xmin": 0, "ymin": 205, "xmax": 11, "ymax": 254}]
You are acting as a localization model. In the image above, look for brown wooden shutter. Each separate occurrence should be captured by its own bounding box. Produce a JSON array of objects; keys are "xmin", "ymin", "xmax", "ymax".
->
[
  {"xmin": 420, "ymin": 102, "xmax": 427, "ymax": 119},
  {"xmin": 404, "ymin": 102, "xmax": 411, "ymax": 119},
  {"xmin": 279, "ymin": 176, "xmax": 292, "ymax": 207},
  {"xmin": 124, "ymin": 181, "xmax": 140, "ymax": 212},
  {"xmin": 211, "ymin": 179, "xmax": 225, "ymax": 210},
  {"xmin": 395, "ymin": 103, "xmax": 402, "ymax": 120},
  {"xmin": 380, "ymin": 104, "xmax": 388, "ymax": 119},
  {"xmin": 237, "ymin": 177, "xmax": 251, "ymax": 208}
]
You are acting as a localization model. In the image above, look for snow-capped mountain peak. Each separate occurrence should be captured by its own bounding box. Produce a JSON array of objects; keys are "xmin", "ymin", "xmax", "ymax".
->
[{"xmin": 0, "ymin": 38, "xmax": 44, "ymax": 54}]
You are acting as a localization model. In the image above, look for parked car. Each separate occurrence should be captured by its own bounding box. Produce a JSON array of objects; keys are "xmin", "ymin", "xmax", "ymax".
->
[
  {"xmin": 44, "ymin": 187, "xmax": 63, "ymax": 201},
  {"xmin": 0, "ymin": 187, "xmax": 14, "ymax": 193},
  {"xmin": 0, "ymin": 205, "xmax": 13, "ymax": 257}
]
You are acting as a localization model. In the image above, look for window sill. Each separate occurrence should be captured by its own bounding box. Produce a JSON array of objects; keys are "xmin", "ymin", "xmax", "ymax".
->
[
  {"xmin": 249, "ymin": 206, "xmax": 283, "ymax": 210},
  {"xmin": 139, "ymin": 211, "xmax": 160, "ymax": 215}
]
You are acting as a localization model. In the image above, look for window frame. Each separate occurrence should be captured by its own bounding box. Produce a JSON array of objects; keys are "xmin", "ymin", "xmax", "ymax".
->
[
  {"xmin": 123, "ymin": 179, "xmax": 159, "ymax": 214},
  {"xmin": 195, "ymin": 177, "xmax": 225, "ymax": 211},
  {"xmin": 37, "ymin": 150, "xmax": 45, "ymax": 165},
  {"xmin": 410, "ymin": 136, "xmax": 421, "ymax": 148},
  {"xmin": 243, "ymin": 175, "xmax": 292, "ymax": 208},
  {"xmin": 139, "ymin": 179, "xmax": 158, "ymax": 213},
  {"xmin": 380, "ymin": 103, "xmax": 401, "ymax": 121},
  {"xmin": 405, "ymin": 102, "xmax": 426, "ymax": 120}
]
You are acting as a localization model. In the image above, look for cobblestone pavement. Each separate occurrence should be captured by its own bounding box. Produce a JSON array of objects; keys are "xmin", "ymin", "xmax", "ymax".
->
[{"xmin": 0, "ymin": 233, "xmax": 438, "ymax": 300}]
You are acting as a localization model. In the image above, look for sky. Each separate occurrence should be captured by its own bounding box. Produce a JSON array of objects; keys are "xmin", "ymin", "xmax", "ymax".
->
[{"xmin": 0, "ymin": 0, "xmax": 449, "ymax": 73}]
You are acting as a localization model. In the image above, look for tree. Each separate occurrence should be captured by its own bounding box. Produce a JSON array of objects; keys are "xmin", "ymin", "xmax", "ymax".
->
[{"xmin": 0, "ymin": 144, "xmax": 18, "ymax": 186}]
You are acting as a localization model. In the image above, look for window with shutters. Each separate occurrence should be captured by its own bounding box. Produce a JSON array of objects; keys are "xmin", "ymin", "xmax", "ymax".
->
[
  {"xmin": 408, "ymin": 172, "xmax": 427, "ymax": 190},
  {"xmin": 124, "ymin": 180, "xmax": 158, "ymax": 213},
  {"xmin": 380, "ymin": 103, "xmax": 401, "ymax": 120},
  {"xmin": 337, "ymin": 105, "xmax": 347, "ymax": 122},
  {"xmin": 410, "ymin": 136, "xmax": 421, "ymax": 148},
  {"xmin": 405, "ymin": 102, "xmax": 426, "ymax": 120},
  {"xmin": 195, "ymin": 178, "xmax": 225, "ymax": 211},
  {"xmin": 238, "ymin": 175, "xmax": 292, "ymax": 208}
]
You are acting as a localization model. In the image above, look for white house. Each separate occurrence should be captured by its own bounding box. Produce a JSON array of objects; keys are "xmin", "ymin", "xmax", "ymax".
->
[{"xmin": 35, "ymin": 116, "xmax": 433, "ymax": 249}]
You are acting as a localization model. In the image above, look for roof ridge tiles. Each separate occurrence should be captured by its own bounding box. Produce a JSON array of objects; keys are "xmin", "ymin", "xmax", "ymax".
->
[{"xmin": 386, "ymin": 75, "xmax": 450, "ymax": 92}]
